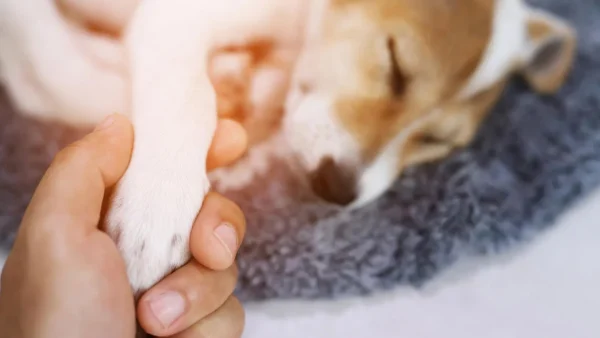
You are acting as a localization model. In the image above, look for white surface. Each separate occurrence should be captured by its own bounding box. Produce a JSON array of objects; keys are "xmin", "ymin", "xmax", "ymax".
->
[
  {"xmin": 243, "ymin": 188, "xmax": 600, "ymax": 338},
  {"xmin": 1, "ymin": 189, "xmax": 599, "ymax": 338}
]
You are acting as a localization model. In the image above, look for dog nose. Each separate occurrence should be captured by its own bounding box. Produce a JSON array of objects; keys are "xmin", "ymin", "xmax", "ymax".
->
[{"xmin": 309, "ymin": 157, "xmax": 357, "ymax": 206}]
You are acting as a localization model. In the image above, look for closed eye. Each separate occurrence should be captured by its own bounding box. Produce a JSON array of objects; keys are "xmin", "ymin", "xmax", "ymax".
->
[{"xmin": 386, "ymin": 37, "xmax": 407, "ymax": 96}]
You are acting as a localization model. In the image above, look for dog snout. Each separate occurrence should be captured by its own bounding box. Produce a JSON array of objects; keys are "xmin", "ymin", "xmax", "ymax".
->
[{"xmin": 309, "ymin": 157, "xmax": 357, "ymax": 206}]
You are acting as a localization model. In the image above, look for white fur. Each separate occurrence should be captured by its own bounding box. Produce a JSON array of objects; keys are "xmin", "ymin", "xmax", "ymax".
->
[
  {"xmin": 458, "ymin": 0, "xmax": 529, "ymax": 99},
  {"xmin": 284, "ymin": 0, "xmax": 365, "ymax": 173},
  {"xmin": 284, "ymin": 94, "xmax": 362, "ymax": 172},
  {"xmin": 0, "ymin": 0, "xmax": 127, "ymax": 125}
]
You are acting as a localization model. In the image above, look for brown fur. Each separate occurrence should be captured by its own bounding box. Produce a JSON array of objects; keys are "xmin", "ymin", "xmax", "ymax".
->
[
  {"xmin": 324, "ymin": 0, "xmax": 496, "ymax": 164},
  {"xmin": 320, "ymin": 0, "xmax": 574, "ymax": 175},
  {"xmin": 403, "ymin": 81, "xmax": 507, "ymax": 167},
  {"xmin": 528, "ymin": 19, "xmax": 554, "ymax": 41}
]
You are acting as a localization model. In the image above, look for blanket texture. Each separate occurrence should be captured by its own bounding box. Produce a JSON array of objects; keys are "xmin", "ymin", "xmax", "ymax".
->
[{"xmin": 1, "ymin": 0, "xmax": 599, "ymax": 303}]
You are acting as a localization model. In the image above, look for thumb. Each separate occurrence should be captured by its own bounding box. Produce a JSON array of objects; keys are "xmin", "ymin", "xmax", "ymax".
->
[{"xmin": 22, "ymin": 114, "xmax": 133, "ymax": 232}]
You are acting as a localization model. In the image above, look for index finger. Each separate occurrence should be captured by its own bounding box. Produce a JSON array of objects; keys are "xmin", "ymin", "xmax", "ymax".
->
[{"xmin": 22, "ymin": 114, "xmax": 133, "ymax": 233}]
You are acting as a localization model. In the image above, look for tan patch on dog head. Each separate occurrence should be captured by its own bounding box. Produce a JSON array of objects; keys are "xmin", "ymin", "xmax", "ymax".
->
[
  {"xmin": 318, "ymin": 0, "xmax": 496, "ymax": 161},
  {"xmin": 401, "ymin": 79, "xmax": 507, "ymax": 168}
]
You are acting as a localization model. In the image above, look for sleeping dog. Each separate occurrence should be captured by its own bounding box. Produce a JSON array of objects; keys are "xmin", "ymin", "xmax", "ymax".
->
[{"xmin": 0, "ymin": 0, "xmax": 576, "ymax": 295}]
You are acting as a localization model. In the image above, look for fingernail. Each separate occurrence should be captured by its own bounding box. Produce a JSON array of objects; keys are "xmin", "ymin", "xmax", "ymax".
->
[
  {"xmin": 148, "ymin": 291, "xmax": 185, "ymax": 328},
  {"xmin": 94, "ymin": 114, "xmax": 116, "ymax": 131},
  {"xmin": 214, "ymin": 223, "xmax": 238, "ymax": 259}
]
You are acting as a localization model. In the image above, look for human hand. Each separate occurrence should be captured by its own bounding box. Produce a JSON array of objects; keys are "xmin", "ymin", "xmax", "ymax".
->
[{"xmin": 0, "ymin": 114, "xmax": 248, "ymax": 338}]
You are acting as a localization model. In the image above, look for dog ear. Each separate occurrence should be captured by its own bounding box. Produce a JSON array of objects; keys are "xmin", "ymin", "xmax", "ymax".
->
[{"xmin": 518, "ymin": 10, "xmax": 576, "ymax": 94}]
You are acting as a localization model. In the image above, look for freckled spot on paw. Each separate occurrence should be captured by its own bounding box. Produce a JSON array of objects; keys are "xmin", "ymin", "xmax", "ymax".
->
[
  {"xmin": 135, "ymin": 242, "xmax": 146, "ymax": 259},
  {"xmin": 171, "ymin": 235, "xmax": 184, "ymax": 250}
]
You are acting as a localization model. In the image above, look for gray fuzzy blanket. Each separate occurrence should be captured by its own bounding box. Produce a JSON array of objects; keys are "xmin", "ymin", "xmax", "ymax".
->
[{"xmin": 1, "ymin": 0, "xmax": 599, "ymax": 303}]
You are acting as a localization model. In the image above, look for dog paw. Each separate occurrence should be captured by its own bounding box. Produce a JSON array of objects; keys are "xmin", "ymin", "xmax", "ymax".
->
[{"xmin": 104, "ymin": 163, "xmax": 210, "ymax": 294}]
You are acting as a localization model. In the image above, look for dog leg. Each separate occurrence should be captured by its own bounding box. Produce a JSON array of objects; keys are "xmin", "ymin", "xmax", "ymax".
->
[
  {"xmin": 104, "ymin": 0, "xmax": 306, "ymax": 294},
  {"xmin": 104, "ymin": 0, "xmax": 220, "ymax": 294}
]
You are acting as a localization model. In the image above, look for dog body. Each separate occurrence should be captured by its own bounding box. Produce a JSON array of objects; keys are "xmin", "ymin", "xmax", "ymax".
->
[{"xmin": 0, "ymin": 0, "xmax": 575, "ymax": 294}]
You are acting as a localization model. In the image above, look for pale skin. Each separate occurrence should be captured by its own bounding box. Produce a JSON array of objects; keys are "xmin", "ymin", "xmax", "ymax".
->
[{"xmin": 0, "ymin": 114, "xmax": 248, "ymax": 338}]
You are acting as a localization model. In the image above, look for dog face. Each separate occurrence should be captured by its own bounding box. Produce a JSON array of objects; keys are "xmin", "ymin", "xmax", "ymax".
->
[{"xmin": 283, "ymin": 0, "xmax": 576, "ymax": 207}]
